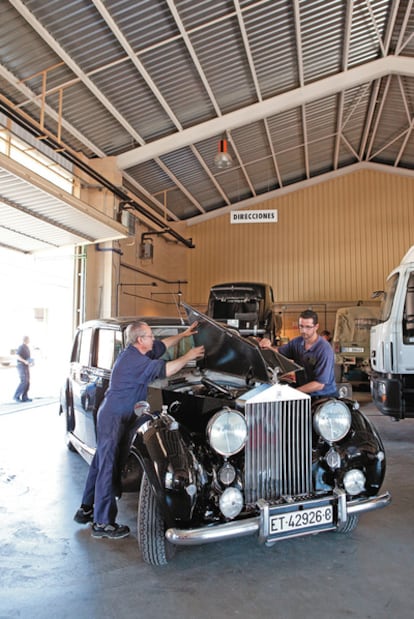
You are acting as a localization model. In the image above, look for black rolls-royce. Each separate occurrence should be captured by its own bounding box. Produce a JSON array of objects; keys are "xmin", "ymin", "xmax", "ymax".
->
[
  {"xmin": 62, "ymin": 305, "xmax": 390, "ymax": 566},
  {"xmin": 134, "ymin": 304, "xmax": 390, "ymax": 565}
]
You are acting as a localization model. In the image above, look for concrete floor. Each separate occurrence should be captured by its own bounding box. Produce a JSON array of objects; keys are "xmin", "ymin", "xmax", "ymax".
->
[{"xmin": 1, "ymin": 391, "xmax": 414, "ymax": 619}]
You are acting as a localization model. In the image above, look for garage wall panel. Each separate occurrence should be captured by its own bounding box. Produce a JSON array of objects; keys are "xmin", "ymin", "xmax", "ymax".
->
[{"xmin": 186, "ymin": 169, "xmax": 414, "ymax": 310}]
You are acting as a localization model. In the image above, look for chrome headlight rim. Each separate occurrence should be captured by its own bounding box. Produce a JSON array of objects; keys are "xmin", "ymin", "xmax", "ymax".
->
[
  {"xmin": 313, "ymin": 398, "xmax": 352, "ymax": 443},
  {"xmin": 207, "ymin": 407, "xmax": 247, "ymax": 457}
]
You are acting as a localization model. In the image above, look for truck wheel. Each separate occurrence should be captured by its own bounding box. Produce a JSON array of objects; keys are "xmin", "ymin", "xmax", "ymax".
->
[
  {"xmin": 137, "ymin": 473, "xmax": 177, "ymax": 566},
  {"xmin": 335, "ymin": 514, "xmax": 359, "ymax": 534}
]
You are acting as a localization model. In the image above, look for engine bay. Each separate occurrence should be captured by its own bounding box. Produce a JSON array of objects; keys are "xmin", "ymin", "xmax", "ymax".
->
[{"xmin": 167, "ymin": 370, "xmax": 251, "ymax": 400}]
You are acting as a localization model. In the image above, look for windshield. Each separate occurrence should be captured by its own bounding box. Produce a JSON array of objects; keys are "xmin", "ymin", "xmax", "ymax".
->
[
  {"xmin": 210, "ymin": 299, "xmax": 259, "ymax": 320},
  {"xmin": 379, "ymin": 273, "xmax": 399, "ymax": 322},
  {"xmin": 155, "ymin": 327, "xmax": 194, "ymax": 361}
]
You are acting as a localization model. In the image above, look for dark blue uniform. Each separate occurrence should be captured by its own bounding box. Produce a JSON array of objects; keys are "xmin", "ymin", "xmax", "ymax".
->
[
  {"xmin": 14, "ymin": 342, "xmax": 31, "ymax": 401},
  {"xmin": 81, "ymin": 340, "xmax": 167, "ymax": 525},
  {"xmin": 279, "ymin": 335, "xmax": 337, "ymax": 397}
]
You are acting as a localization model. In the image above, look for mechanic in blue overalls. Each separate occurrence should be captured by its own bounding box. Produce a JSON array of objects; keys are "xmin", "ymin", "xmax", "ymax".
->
[
  {"xmin": 74, "ymin": 320, "xmax": 204, "ymax": 539},
  {"xmin": 259, "ymin": 309, "xmax": 337, "ymax": 398}
]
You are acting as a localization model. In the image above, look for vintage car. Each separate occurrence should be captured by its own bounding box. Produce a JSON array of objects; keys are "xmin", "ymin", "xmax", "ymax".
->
[
  {"xmin": 62, "ymin": 307, "xmax": 391, "ymax": 566},
  {"xmin": 206, "ymin": 281, "xmax": 280, "ymax": 340}
]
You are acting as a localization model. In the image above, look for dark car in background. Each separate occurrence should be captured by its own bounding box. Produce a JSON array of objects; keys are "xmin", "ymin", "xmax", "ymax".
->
[
  {"xmin": 207, "ymin": 282, "xmax": 279, "ymax": 339},
  {"xmin": 61, "ymin": 307, "xmax": 390, "ymax": 567},
  {"xmin": 59, "ymin": 316, "xmax": 193, "ymax": 464}
]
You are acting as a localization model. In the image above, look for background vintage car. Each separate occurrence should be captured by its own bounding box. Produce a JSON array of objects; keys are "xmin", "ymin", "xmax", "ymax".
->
[
  {"xmin": 206, "ymin": 281, "xmax": 279, "ymax": 339},
  {"xmin": 59, "ymin": 315, "xmax": 193, "ymax": 464}
]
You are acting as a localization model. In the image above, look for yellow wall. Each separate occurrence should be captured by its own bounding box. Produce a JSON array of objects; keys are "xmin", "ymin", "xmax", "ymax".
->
[
  {"xmin": 186, "ymin": 169, "xmax": 414, "ymax": 313},
  {"xmin": 117, "ymin": 221, "xmax": 189, "ymax": 318},
  {"xmin": 82, "ymin": 166, "xmax": 414, "ymax": 329}
]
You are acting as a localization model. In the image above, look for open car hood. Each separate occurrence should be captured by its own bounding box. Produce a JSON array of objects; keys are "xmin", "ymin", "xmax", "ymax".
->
[{"xmin": 183, "ymin": 303, "xmax": 301, "ymax": 383}]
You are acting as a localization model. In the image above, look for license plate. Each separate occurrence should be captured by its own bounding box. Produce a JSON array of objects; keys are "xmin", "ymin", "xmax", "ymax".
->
[{"xmin": 269, "ymin": 505, "xmax": 333, "ymax": 534}]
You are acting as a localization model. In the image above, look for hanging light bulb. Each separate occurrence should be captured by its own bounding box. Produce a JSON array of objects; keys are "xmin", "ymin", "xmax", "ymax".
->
[{"xmin": 214, "ymin": 138, "xmax": 233, "ymax": 169}]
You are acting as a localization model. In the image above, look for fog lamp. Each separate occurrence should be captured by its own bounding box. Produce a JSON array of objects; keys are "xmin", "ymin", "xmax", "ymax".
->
[
  {"xmin": 343, "ymin": 469, "xmax": 366, "ymax": 496},
  {"xmin": 219, "ymin": 487, "xmax": 244, "ymax": 519},
  {"xmin": 378, "ymin": 382, "xmax": 387, "ymax": 403}
]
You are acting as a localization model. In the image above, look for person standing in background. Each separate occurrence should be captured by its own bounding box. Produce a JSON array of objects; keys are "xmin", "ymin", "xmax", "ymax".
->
[{"xmin": 13, "ymin": 335, "xmax": 32, "ymax": 402}]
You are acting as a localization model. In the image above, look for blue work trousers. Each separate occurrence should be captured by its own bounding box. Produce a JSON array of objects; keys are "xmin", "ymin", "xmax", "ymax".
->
[
  {"xmin": 81, "ymin": 406, "xmax": 136, "ymax": 525},
  {"xmin": 14, "ymin": 363, "xmax": 30, "ymax": 400}
]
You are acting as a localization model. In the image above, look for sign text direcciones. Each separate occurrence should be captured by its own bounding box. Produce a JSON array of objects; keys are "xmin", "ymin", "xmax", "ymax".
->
[{"xmin": 230, "ymin": 209, "xmax": 278, "ymax": 224}]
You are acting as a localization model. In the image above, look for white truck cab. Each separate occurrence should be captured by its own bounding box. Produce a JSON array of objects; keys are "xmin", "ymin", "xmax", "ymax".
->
[{"xmin": 370, "ymin": 246, "xmax": 414, "ymax": 419}]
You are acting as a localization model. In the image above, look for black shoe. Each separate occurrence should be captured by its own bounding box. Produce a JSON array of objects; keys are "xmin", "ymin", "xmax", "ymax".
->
[
  {"xmin": 13, "ymin": 397, "xmax": 21, "ymax": 402},
  {"xmin": 91, "ymin": 523, "xmax": 130, "ymax": 539},
  {"xmin": 22, "ymin": 398, "xmax": 32, "ymax": 402},
  {"xmin": 74, "ymin": 506, "xmax": 94, "ymax": 524}
]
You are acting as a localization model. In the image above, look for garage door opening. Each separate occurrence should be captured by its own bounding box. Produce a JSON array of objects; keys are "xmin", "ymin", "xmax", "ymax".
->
[{"xmin": 0, "ymin": 246, "xmax": 75, "ymax": 408}]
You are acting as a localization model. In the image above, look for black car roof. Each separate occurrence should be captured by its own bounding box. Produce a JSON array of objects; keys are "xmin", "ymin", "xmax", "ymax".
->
[{"xmin": 209, "ymin": 282, "xmax": 271, "ymax": 297}]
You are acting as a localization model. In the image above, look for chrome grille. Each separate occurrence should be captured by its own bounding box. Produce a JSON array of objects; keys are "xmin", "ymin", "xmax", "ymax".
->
[{"xmin": 244, "ymin": 398, "xmax": 312, "ymax": 504}]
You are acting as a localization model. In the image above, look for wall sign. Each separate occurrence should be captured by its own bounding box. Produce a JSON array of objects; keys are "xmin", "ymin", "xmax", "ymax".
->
[{"xmin": 230, "ymin": 209, "xmax": 278, "ymax": 224}]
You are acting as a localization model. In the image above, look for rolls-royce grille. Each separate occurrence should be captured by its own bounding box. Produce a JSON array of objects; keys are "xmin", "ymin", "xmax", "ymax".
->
[{"xmin": 244, "ymin": 398, "xmax": 312, "ymax": 504}]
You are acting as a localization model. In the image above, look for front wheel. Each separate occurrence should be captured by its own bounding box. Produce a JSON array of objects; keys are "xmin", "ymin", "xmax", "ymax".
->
[
  {"xmin": 137, "ymin": 473, "xmax": 177, "ymax": 566},
  {"xmin": 65, "ymin": 401, "xmax": 77, "ymax": 452},
  {"xmin": 335, "ymin": 513, "xmax": 359, "ymax": 533}
]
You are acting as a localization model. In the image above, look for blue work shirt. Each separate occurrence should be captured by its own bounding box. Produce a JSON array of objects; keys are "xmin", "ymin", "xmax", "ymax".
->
[
  {"xmin": 278, "ymin": 335, "xmax": 337, "ymax": 397},
  {"xmin": 99, "ymin": 340, "xmax": 167, "ymax": 415}
]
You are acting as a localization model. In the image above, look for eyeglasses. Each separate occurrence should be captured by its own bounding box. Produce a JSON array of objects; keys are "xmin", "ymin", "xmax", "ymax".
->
[
  {"xmin": 298, "ymin": 324, "xmax": 316, "ymax": 330},
  {"xmin": 140, "ymin": 333, "xmax": 155, "ymax": 339}
]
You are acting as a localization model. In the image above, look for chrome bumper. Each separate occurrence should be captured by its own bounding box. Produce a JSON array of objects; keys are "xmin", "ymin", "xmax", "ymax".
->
[
  {"xmin": 345, "ymin": 490, "xmax": 392, "ymax": 515},
  {"xmin": 165, "ymin": 491, "xmax": 391, "ymax": 546}
]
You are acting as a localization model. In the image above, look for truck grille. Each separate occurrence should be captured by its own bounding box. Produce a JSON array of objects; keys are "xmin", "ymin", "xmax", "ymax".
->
[{"xmin": 244, "ymin": 398, "xmax": 312, "ymax": 504}]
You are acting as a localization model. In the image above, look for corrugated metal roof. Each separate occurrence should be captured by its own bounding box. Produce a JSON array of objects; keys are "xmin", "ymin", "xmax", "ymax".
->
[
  {"xmin": 0, "ymin": 153, "xmax": 127, "ymax": 253},
  {"xmin": 0, "ymin": 0, "xmax": 413, "ymax": 234}
]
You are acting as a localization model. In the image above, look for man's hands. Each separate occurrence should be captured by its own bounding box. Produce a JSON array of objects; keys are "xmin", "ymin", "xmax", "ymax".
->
[
  {"xmin": 185, "ymin": 345, "xmax": 205, "ymax": 361},
  {"xmin": 259, "ymin": 337, "xmax": 273, "ymax": 350},
  {"xmin": 165, "ymin": 344, "xmax": 205, "ymax": 377},
  {"xmin": 182, "ymin": 320, "xmax": 199, "ymax": 338}
]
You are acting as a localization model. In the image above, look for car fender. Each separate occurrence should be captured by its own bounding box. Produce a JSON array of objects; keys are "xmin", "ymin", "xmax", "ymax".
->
[
  {"xmin": 132, "ymin": 418, "xmax": 199, "ymax": 527},
  {"xmin": 311, "ymin": 398, "xmax": 386, "ymax": 494},
  {"xmin": 342, "ymin": 403, "xmax": 387, "ymax": 491}
]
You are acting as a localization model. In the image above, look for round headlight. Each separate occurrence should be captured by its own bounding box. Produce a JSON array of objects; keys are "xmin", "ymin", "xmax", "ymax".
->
[
  {"xmin": 313, "ymin": 399, "xmax": 352, "ymax": 443},
  {"xmin": 207, "ymin": 407, "xmax": 247, "ymax": 456},
  {"xmin": 219, "ymin": 487, "xmax": 244, "ymax": 519},
  {"xmin": 343, "ymin": 469, "xmax": 366, "ymax": 496}
]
